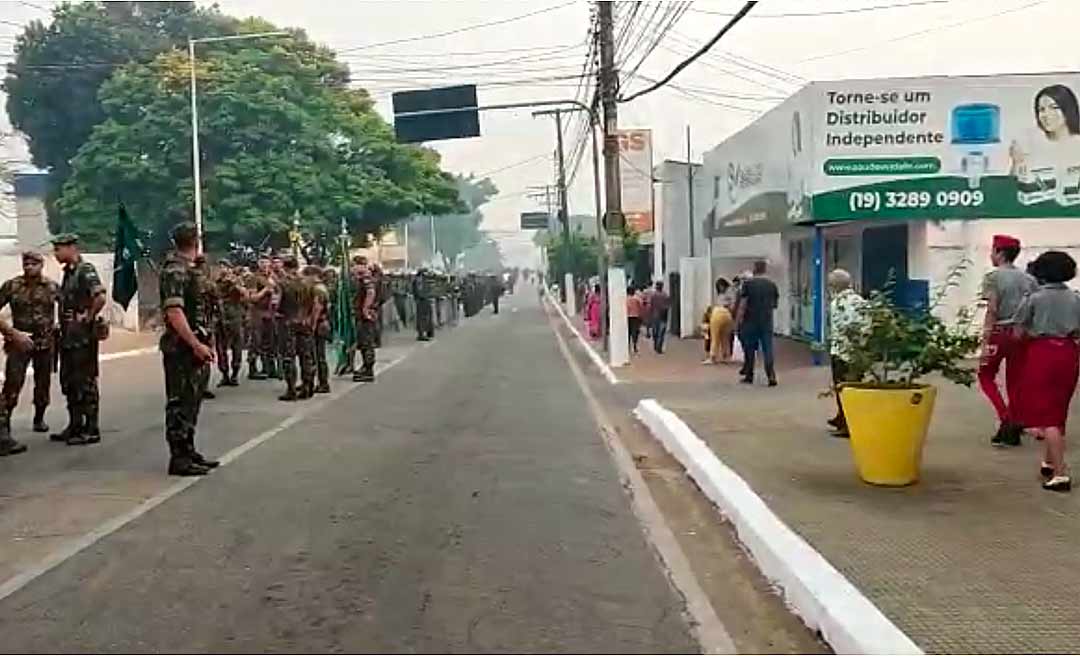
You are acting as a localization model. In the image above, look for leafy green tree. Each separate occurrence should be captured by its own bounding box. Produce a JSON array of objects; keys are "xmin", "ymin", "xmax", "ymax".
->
[
  {"xmin": 545, "ymin": 232, "xmax": 600, "ymax": 283},
  {"xmin": 54, "ymin": 39, "xmax": 460, "ymax": 250},
  {"xmin": 3, "ymin": 1, "xmax": 239, "ymax": 218}
]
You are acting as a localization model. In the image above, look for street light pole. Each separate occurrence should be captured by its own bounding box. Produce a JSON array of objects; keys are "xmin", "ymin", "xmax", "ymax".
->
[{"xmin": 188, "ymin": 31, "xmax": 289, "ymax": 253}]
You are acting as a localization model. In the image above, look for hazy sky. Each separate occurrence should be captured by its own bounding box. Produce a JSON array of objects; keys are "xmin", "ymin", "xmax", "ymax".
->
[{"xmin": 1, "ymin": 0, "xmax": 1075, "ymax": 264}]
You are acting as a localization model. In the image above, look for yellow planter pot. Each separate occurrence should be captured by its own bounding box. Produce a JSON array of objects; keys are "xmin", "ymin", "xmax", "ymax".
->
[{"xmin": 839, "ymin": 384, "xmax": 937, "ymax": 486}]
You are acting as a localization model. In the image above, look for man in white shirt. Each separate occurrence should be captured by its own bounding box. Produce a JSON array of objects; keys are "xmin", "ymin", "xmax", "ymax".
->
[{"xmin": 827, "ymin": 269, "xmax": 867, "ymax": 438}]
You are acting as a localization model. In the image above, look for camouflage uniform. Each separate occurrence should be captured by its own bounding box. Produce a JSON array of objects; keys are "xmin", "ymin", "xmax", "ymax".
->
[
  {"xmin": 371, "ymin": 263, "xmax": 387, "ymax": 348},
  {"xmin": 312, "ymin": 277, "xmax": 331, "ymax": 393},
  {"xmin": 0, "ymin": 264, "xmax": 59, "ymax": 430},
  {"xmin": 58, "ymin": 254, "xmax": 106, "ymax": 444},
  {"xmin": 215, "ymin": 268, "xmax": 246, "ymax": 385},
  {"xmin": 248, "ymin": 270, "xmax": 276, "ymax": 378},
  {"xmin": 412, "ymin": 270, "xmax": 434, "ymax": 341},
  {"xmin": 392, "ymin": 274, "xmax": 409, "ymax": 328},
  {"xmin": 278, "ymin": 268, "xmax": 316, "ymax": 399},
  {"xmin": 194, "ymin": 257, "xmax": 219, "ymax": 397},
  {"xmin": 353, "ymin": 264, "xmax": 377, "ymax": 381},
  {"xmin": 159, "ymin": 250, "xmax": 213, "ymax": 473}
]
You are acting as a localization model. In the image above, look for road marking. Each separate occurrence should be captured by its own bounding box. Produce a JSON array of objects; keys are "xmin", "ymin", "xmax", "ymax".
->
[
  {"xmin": 546, "ymin": 294, "xmax": 620, "ymax": 384},
  {"xmin": 101, "ymin": 346, "xmax": 159, "ymax": 362},
  {"xmin": 548, "ymin": 308, "xmax": 735, "ymax": 655},
  {"xmin": 0, "ymin": 347, "xmax": 417, "ymax": 605}
]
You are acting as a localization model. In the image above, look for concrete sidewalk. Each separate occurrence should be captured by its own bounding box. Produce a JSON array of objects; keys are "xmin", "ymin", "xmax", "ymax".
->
[{"xmin": 599, "ymin": 319, "xmax": 1080, "ymax": 653}]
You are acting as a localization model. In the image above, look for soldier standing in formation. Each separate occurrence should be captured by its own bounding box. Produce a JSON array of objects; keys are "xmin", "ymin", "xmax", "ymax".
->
[
  {"xmin": 371, "ymin": 261, "xmax": 387, "ymax": 348},
  {"xmin": 277, "ymin": 255, "xmax": 316, "ymax": 401},
  {"xmin": 392, "ymin": 273, "xmax": 409, "ymax": 328},
  {"xmin": 353, "ymin": 260, "xmax": 377, "ymax": 382},
  {"xmin": 215, "ymin": 262, "xmax": 247, "ymax": 387},
  {"xmin": 193, "ymin": 255, "xmax": 218, "ymax": 400},
  {"xmin": 51, "ymin": 233, "xmax": 107, "ymax": 446},
  {"xmin": 0, "ymin": 317, "xmax": 34, "ymax": 456},
  {"xmin": 309, "ymin": 266, "xmax": 332, "ymax": 394},
  {"xmin": 0, "ymin": 251, "xmax": 59, "ymax": 436},
  {"xmin": 247, "ymin": 257, "xmax": 276, "ymax": 380},
  {"xmin": 412, "ymin": 267, "xmax": 434, "ymax": 341},
  {"xmin": 159, "ymin": 223, "xmax": 218, "ymax": 476},
  {"xmin": 270, "ymin": 253, "xmax": 286, "ymax": 379}
]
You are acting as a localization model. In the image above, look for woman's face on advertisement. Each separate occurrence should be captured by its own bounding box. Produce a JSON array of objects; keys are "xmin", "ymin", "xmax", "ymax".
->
[{"xmin": 1038, "ymin": 94, "xmax": 1067, "ymax": 134}]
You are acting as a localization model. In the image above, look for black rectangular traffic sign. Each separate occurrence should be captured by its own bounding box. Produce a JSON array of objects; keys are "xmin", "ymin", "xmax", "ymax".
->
[
  {"xmin": 392, "ymin": 85, "xmax": 480, "ymax": 143},
  {"xmin": 520, "ymin": 211, "xmax": 551, "ymax": 230}
]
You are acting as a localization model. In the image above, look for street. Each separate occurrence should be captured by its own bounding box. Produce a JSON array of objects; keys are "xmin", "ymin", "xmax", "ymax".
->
[{"xmin": 0, "ymin": 290, "xmax": 709, "ymax": 653}]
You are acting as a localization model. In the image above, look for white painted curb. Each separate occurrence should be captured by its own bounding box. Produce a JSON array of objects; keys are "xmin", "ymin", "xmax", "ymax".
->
[
  {"xmin": 546, "ymin": 293, "xmax": 620, "ymax": 385},
  {"xmin": 634, "ymin": 398, "xmax": 923, "ymax": 656}
]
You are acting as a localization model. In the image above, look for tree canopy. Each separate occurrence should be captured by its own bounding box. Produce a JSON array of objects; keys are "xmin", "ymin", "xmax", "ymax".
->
[{"xmin": 3, "ymin": 1, "xmax": 463, "ymax": 251}]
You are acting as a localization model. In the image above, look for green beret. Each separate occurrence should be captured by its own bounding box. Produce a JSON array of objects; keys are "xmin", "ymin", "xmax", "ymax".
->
[{"xmin": 51, "ymin": 233, "xmax": 79, "ymax": 246}]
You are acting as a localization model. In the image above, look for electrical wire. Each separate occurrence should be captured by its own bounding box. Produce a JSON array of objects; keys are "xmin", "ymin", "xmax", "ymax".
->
[
  {"xmin": 687, "ymin": 0, "xmax": 949, "ymax": 19},
  {"xmin": 796, "ymin": 0, "xmax": 1050, "ymax": 64},
  {"xmin": 336, "ymin": 2, "xmax": 577, "ymax": 53},
  {"xmin": 620, "ymin": 1, "xmax": 691, "ymax": 86},
  {"xmin": 620, "ymin": 1, "xmax": 757, "ymax": 103},
  {"xmin": 473, "ymin": 152, "xmax": 553, "ymax": 178}
]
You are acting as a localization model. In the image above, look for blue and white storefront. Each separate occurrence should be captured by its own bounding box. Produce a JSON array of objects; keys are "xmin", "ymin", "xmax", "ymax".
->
[{"xmin": 703, "ymin": 72, "xmax": 1080, "ymax": 351}]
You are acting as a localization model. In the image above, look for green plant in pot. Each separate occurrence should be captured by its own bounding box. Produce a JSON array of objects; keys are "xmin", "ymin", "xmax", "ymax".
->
[{"xmin": 835, "ymin": 263, "xmax": 981, "ymax": 486}]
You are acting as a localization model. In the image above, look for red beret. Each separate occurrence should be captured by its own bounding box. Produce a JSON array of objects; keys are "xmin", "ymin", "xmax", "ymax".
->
[{"xmin": 992, "ymin": 234, "xmax": 1020, "ymax": 250}]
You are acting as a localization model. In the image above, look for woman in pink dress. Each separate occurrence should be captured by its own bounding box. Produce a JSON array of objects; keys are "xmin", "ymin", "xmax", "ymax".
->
[{"xmin": 586, "ymin": 283, "xmax": 602, "ymax": 339}]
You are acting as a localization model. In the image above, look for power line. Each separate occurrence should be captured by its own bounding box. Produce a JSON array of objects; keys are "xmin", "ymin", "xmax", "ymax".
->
[
  {"xmin": 620, "ymin": 1, "xmax": 691, "ymax": 86},
  {"xmin": 336, "ymin": 2, "xmax": 576, "ymax": 53},
  {"xmin": 797, "ymin": 0, "xmax": 1049, "ymax": 64},
  {"xmin": 473, "ymin": 152, "xmax": 552, "ymax": 178},
  {"xmin": 687, "ymin": 0, "xmax": 949, "ymax": 19},
  {"xmin": 17, "ymin": 1, "xmax": 50, "ymax": 13},
  {"xmin": 620, "ymin": 1, "xmax": 757, "ymax": 104}
]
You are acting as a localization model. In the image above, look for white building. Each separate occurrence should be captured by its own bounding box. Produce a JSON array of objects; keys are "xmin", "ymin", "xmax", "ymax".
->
[{"xmin": 699, "ymin": 71, "xmax": 1080, "ymax": 346}]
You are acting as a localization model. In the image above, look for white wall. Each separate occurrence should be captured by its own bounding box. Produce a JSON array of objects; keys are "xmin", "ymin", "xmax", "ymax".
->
[
  {"xmin": 709, "ymin": 233, "xmax": 790, "ymax": 335},
  {"xmin": 656, "ymin": 160, "xmax": 710, "ymax": 282}
]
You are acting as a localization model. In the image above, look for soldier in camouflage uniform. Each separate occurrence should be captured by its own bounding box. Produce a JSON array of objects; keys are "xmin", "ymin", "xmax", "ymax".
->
[
  {"xmin": 159, "ymin": 223, "xmax": 218, "ymax": 476},
  {"xmin": 0, "ymin": 315, "xmax": 34, "ymax": 456},
  {"xmin": 353, "ymin": 261, "xmax": 377, "ymax": 382},
  {"xmin": 308, "ymin": 266, "xmax": 332, "ymax": 394},
  {"xmin": 50, "ymin": 234, "xmax": 107, "ymax": 446},
  {"xmin": 215, "ymin": 262, "xmax": 247, "ymax": 386},
  {"xmin": 247, "ymin": 257, "xmax": 275, "ymax": 380},
  {"xmin": 277, "ymin": 255, "xmax": 316, "ymax": 401},
  {"xmin": 392, "ymin": 273, "xmax": 409, "ymax": 328},
  {"xmin": 193, "ymin": 255, "xmax": 219, "ymax": 399},
  {"xmin": 371, "ymin": 262, "xmax": 387, "ymax": 348},
  {"xmin": 0, "ymin": 251, "xmax": 60, "ymax": 436},
  {"xmin": 270, "ymin": 253, "xmax": 286, "ymax": 379},
  {"xmin": 412, "ymin": 267, "xmax": 434, "ymax": 341}
]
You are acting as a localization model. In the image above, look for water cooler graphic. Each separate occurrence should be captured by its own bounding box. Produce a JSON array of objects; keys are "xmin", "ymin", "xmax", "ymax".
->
[{"xmin": 950, "ymin": 103, "xmax": 1001, "ymax": 189}]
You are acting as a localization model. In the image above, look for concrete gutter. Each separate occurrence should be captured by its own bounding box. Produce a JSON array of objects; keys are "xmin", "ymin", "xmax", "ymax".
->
[{"xmin": 634, "ymin": 398, "xmax": 923, "ymax": 656}]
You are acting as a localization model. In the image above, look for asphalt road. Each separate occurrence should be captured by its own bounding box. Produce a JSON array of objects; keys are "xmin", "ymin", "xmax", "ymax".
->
[{"xmin": 0, "ymin": 291, "xmax": 699, "ymax": 653}]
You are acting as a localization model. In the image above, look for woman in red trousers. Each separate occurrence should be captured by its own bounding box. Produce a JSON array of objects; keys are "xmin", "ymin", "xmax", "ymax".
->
[{"xmin": 1015, "ymin": 250, "xmax": 1080, "ymax": 492}]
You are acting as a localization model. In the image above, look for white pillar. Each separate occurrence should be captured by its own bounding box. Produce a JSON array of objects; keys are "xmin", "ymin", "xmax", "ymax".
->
[
  {"xmin": 564, "ymin": 273, "xmax": 576, "ymax": 316},
  {"xmin": 608, "ymin": 267, "xmax": 629, "ymax": 367}
]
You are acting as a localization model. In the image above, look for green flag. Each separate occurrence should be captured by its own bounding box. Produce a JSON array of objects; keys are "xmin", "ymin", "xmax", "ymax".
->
[
  {"xmin": 334, "ymin": 235, "xmax": 355, "ymax": 370},
  {"xmin": 112, "ymin": 203, "xmax": 141, "ymax": 310}
]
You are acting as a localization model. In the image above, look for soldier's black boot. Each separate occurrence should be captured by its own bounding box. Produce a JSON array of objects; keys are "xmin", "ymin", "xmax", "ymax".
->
[
  {"xmin": 32, "ymin": 405, "xmax": 48, "ymax": 433},
  {"xmin": 0, "ymin": 416, "xmax": 27, "ymax": 457},
  {"xmin": 70, "ymin": 405, "xmax": 100, "ymax": 445},
  {"xmin": 353, "ymin": 365, "xmax": 375, "ymax": 383},
  {"xmin": 279, "ymin": 368, "xmax": 298, "ymax": 401},
  {"xmin": 51, "ymin": 406, "xmax": 81, "ymax": 443},
  {"xmin": 187, "ymin": 432, "xmax": 219, "ymax": 469},
  {"xmin": 248, "ymin": 356, "xmax": 266, "ymax": 380},
  {"xmin": 168, "ymin": 441, "xmax": 209, "ymax": 476}
]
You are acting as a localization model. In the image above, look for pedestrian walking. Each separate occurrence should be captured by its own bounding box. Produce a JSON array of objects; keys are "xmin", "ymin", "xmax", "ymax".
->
[
  {"xmin": 735, "ymin": 260, "xmax": 780, "ymax": 386},
  {"xmin": 627, "ymin": 286, "xmax": 643, "ymax": 354},
  {"xmin": 159, "ymin": 223, "xmax": 218, "ymax": 476},
  {"xmin": 1014, "ymin": 250, "xmax": 1080, "ymax": 492},
  {"xmin": 979, "ymin": 234, "xmax": 1038, "ymax": 447},
  {"xmin": 0, "ymin": 251, "xmax": 60, "ymax": 435},
  {"xmin": 52, "ymin": 233, "xmax": 107, "ymax": 445},
  {"xmin": 650, "ymin": 281, "xmax": 671, "ymax": 354},
  {"xmin": 353, "ymin": 261, "xmax": 378, "ymax": 383},
  {"xmin": 641, "ymin": 282, "xmax": 655, "ymax": 339},
  {"xmin": 586, "ymin": 283, "xmax": 602, "ymax": 339},
  {"xmin": 703, "ymin": 278, "xmax": 735, "ymax": 364},
  {"xmin": 826, "ymin": 269, "xmax": 867, "ymax": 438}
]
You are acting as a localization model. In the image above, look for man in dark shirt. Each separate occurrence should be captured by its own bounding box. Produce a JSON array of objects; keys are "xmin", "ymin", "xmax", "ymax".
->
[
  {"xmin": 650, "ymin": 281, "xmax": 671, "ymax": 354},
  {"xmin": 736, "ymin": 260, "xmax": 780, "ymax": 386}
]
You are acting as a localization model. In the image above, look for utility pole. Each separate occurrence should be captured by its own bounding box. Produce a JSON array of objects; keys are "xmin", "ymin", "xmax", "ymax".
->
[
  {"xmin": 598, "ymin": 0, "xmax": 622, "ymax": 235},
  {"xmin": 687, "ymin": 125, "xmax": 695, "ymax": 258},
  {"xmin": 533, "ymin": 108, "xmax": 574, "ymax": 244}
]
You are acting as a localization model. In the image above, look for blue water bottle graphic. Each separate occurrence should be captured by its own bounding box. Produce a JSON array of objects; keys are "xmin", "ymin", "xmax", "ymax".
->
[{"xmin": 951, "ymin": 103, "xmax": 1001, "ymax": 189}]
